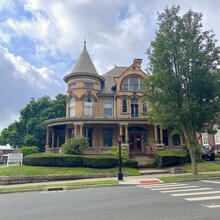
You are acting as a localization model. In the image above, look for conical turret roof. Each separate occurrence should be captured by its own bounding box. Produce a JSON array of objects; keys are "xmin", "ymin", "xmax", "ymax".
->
[{"xmin": 70, "ymin": 45, "xmax": 98, "ymax": 75}]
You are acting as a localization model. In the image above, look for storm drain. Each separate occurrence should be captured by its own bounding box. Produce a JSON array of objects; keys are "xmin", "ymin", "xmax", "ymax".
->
[{"xmin": 43, "ymin": 186, "xmax": 68, "ymax": 192}]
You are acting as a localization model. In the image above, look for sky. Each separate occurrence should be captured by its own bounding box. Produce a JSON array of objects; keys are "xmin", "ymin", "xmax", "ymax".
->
[{"xmin": 0, "ymin": 0, "xmax": 220, "ymax": 132}]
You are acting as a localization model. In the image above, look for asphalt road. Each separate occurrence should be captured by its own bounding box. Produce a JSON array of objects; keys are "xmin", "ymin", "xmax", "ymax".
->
[{"xmin": 1, "ymin": 180, "xmax": 220, "ymax": 220}]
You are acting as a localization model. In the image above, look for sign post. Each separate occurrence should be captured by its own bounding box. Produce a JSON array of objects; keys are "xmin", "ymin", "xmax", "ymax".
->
[{"xmin": 117, "ymin": 135, "xmax": 123, "ymax": 181}]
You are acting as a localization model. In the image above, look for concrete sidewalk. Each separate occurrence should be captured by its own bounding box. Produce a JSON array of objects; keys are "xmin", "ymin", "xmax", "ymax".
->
[{"xmin": 1, "ymin": 169, "xmax": 220, "ymax": 191}]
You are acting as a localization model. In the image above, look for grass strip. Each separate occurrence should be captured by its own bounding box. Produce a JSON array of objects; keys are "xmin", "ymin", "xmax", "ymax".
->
[{"xmin": 0, "ymin": 180, "xmax": 118, "ymax": 192}]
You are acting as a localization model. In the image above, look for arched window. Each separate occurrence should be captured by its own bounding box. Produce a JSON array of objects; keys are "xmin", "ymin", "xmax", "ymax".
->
[
  {"xmin": 122, "ymin": 76, "xmax": 143, "ymax": 91},
  {"xmin": 69, "ymin": 97, "xmax": 75, "ymax": 117},
  {"xmin": 84, "ymin": 96, "xmax": 93, "ymax": 117}
]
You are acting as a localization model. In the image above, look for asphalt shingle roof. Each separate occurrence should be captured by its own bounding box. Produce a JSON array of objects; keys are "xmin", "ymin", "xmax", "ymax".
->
[
  {"xmin": 99, "ymin": 66, "xmax": 128, "ymax": 95},
  {"xmin": 71, "ymin": 47, "xmax": 98, "ymax": 75}
]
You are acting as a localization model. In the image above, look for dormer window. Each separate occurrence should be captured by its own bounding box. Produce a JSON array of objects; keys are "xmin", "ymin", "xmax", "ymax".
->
[
  {"xmin": 84, "ymin": 82, "xmax": 93, "ymax": 89},
  {"xmin": 122, "ymin": 76, "xmax": 143, "ymax": 91}
]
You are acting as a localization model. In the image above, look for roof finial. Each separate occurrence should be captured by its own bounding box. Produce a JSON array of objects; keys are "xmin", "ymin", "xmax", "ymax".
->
[{"xmin": 84, "ymin": 36, "xmax": 86, "ymax": 49}]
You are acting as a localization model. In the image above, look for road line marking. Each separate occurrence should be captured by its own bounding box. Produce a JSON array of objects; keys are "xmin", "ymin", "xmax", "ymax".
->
[
  {"xmin": 160, "ymin": 188, "xmax": 212, "ymax": 193},
  {"xmin": 151, "ymin": 186, "xmax": 198, "ymax": 191},
  {"xmin": 202, "ymin": 204, "xmax": 220, "ymax": 208},
  {"xmin": 200, "ymin": 180, "xmax": 220, "ymax": 184},
  {"xmin": 171, "ymin": 191, "xmax": 220, "ymax": 197},
  {"xmin": 185, "ymin": 195, "xmax": 220, "ymax": 201},
  {"xmin": 143, "ymin": 183, "xmax": 187, "ymax": 189}
]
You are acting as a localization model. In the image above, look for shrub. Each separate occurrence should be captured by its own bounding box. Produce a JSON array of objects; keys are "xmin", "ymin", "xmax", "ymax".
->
[
  {"xmin": 155, "ymin": 149, "xmax": 187, "ymax": 167},
  {"xmin": 123, "ymin": 160, "xmax": 138, "ymax": 168},
  {"xmin": 24, "ymin": 153, "xmax": 83, "ymax": 167},
  {"xmin": 20, "ymin": 146, "xmax": 39, "ymax": 157},
  {"xmin": 61, "ymin": 137, "xmax": 89, "ymax": 155},
  {"xmin": 82, "ymin": 155, "xmax": 118, "ymax": 168},
  {"xmin": 23, "ymin": 153, "xmax": 118, "ymax": 168},
  {"xmin": 107, "ymin": 146, "xmax": 129, "ymax": 163}
]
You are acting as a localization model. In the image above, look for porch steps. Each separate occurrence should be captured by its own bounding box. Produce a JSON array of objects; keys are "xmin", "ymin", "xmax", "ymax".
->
[{"xmin": 131, "ymin": 155, "xmax": 155, "ymax": 166}]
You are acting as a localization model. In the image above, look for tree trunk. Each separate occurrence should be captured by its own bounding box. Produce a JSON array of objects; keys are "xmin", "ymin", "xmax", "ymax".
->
[
  {"xmin": 182, "ymin": 125, "xmax": 198, "ymax": 176},
  {"xmin": 188, "ymin": 145, "xmax": 198, "ymax": 176}
]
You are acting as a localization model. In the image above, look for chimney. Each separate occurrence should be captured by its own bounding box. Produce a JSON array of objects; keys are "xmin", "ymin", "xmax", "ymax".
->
[{"xmin": 132, "ymin": 59, "xmax": 142, "ymax": 69}]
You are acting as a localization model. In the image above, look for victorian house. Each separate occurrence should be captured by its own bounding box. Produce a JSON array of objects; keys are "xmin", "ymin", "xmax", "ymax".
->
[{"xmin": 43, "ymin": 43, "xmax": 184, "ymax": 158}]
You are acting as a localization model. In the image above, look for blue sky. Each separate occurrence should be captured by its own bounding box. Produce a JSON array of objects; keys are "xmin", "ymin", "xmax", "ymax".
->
[{"xmin": 0, "ymin": 0, "xmax": 220, "ymax": 132}]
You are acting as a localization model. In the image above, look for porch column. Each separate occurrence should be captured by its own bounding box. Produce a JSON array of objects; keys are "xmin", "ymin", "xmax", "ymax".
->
[
  {"xmin": 125, "ymin": 124, "xmax": 128, "ymax": 143},
  {"xmin": 51, "ymin": 129, "xmax": 55, "ymax": 148},
  {"xmin": 45, "ymin": 127, "xmax": 50, "ymax": 148},
  {"xmin": 65, "ymin": 126, "xmax": 68, "ymax": 142},
  {"xmin": 160, "ymin": 125, "xmax": 164, "ymax": 144},
  {"xmin": 154, "ymin": 125, "xmax": 158, "ymax": 144},
  {"xmin": 74, "ymin": 124, "xmax": 78, "ymax": 137},
  {"xmin": 79, "ymin": 123, "xmax": 83, "ymax": 136},
  {"xmin": 119, "ymin": 124, "xmax": 123, "ymax": 136}
]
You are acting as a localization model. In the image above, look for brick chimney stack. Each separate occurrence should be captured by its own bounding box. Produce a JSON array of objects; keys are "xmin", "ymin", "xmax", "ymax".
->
[{"xmin": 132, "ymin": 59, "xmax": 142, "ymax": 69}]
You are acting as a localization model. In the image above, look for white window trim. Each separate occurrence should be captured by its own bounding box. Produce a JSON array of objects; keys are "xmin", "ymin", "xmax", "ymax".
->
[
  {"xmin": 215, "ymin": 129, "xmax": 220, "ymax": 144},
  {"xmin": 202, "ymin": 133, "xmax": 209, "ymax": 146}
]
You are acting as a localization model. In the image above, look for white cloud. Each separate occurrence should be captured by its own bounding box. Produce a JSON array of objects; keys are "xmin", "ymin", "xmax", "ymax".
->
[
  {"xmin": 1, "ymin": 0, "xmax": 220, "ymax": 132},
  {"xmin": 0, "ymin": 46, "xmax": 65, "ymax": 132}
]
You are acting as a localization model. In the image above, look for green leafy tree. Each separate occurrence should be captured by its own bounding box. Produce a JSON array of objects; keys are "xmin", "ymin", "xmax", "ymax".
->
[
  {"xmin": 20, "ymin": 146, "xmax": 39, "ymax": 156},
  {"xmin": 144, "ymin": 6, "xmax": 220, "ymax": 175},
  {"xmin": 0, "ymin": 94, "xmax": 66, "ymax": 151},
  {"xmin": 61, "ymin": 137, "xmax": 89, "ymax": 155}
]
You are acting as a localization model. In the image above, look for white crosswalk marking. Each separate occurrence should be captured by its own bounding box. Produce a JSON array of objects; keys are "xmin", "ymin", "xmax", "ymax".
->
[
  {"xmin": 201, "ymin": 180, "xmax": 220, "ymax": 184},
  {"xmin": 141, "ymin": 182, "xmax": 220, "ymax": 208},
  {"xmin": 160, "ymin": 187, "xmax": 212, "ymax": 193},
  {"xmin": 143, "ymin": 183, "xmax": 188, "ymax": 189},
  {"xmin": 151, "ymin": 185, "xmax": 198, "ymax": 191},
  {"xmin": 171, "ymin": 191, "xmax": 220, "ymax": 197},
  {"xmin": 185, "ymin": 196, "xmax": 220, "ymax": 201},
  {"xmin": 202, "ymin": 204, "xmax": 220, "ymax": 208}
]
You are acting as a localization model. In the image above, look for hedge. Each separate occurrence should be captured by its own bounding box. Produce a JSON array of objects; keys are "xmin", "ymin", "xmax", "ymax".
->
[
  {"xmin": 24, "ymin": 153, "xmax": 83, "ymax": 167},
  {"xmin": 23, "ymin": 153, "xmax": 118, "ymax": 168},
  {"xmin": 155, "ymin": 150, "xmax": 187, "ymax": 167},
  {"xmin": 82, "ymin": 155, "xmax": 117, "ymax": 168}
]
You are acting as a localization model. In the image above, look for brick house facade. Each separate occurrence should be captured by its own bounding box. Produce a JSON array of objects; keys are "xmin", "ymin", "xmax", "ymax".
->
[{"xmin": 43, "ymin": 44, "xmax": 184, "ymax": 157}]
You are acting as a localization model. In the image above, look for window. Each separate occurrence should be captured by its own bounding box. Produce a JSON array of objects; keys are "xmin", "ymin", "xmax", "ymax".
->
[
  {"xmin": 69, "ymin": 97, "xmax": 75, "ymax": 117},
  {"xmin": 131, "ymin": 98, "xmax": 138, "ymax": 117},
  {"xmin": 103, "ymin": 129, "xmax": 113, "ymax": 147},
  {"xmin": 130, "ymin": 77, "xmax": 139, "ymax": 91},
  {"xmin": 69, "ymin": 83, "xmax": 76, "ymax": 90},
  {"xmin": 84, "ymin": 82, "xmax": 93, "ymax": 89},
  {"xmin": 202, "ymin": 133, "xmax": 209, "ymax": 145},
  {"xmin": 142, "ymin": 100, "xmax": 147, "ymax": 112},
  {"xmin": 122, "ymin": 98, "xmax": 127, "ymax": 113},
  {"xmin": 215, "ymin": 130, "xmax": 220, "ymax": 144},
  {"xmin": 122, "ymin": 76, "xmax": 143, "ymax": 91},
  {"xmin": 84, "ymin": 96, "xmax": 93, "ymax": 117},
  {"xmin": 122, "ymin": 79, "xmax": 128, "ymax": 91},
  {"xmin": 103, "ymin": 99, "xmax": 113, "ymax": 118}
]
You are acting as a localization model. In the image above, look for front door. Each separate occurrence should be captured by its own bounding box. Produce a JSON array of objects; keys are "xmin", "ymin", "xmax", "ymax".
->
[{"xmin": 129, "ymin": 133, "xmax": 142, "ymax": 153}]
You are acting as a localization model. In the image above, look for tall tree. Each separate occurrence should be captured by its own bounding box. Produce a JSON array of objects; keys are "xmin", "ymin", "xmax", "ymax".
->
[
  {"xmin": 0, "ymin": 94, "xmax": 66, "ymax": 151},
  {"xmin": 144, "ymin": 6, "xmax": 220, "ymax": 175}
]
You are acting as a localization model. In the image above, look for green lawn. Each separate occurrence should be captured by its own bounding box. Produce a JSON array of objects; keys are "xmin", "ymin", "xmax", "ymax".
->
[
  {"xmin": 177, "ymin": 161, "xmax": 220, "ymax": 172},
  {"xmin": 0, "ymin": 165, "xmax": 140, "ymax": 176}
]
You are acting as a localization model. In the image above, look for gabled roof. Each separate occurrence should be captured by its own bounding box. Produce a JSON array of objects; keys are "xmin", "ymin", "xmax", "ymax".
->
[
  {"xmin": 71, "ymin": 47, "xmax": 98, "ymax": 75},
  {"xmin": 98, "ymin": 66, "xmax": 127, "ymax": 95}
]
